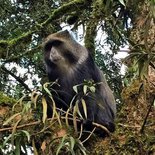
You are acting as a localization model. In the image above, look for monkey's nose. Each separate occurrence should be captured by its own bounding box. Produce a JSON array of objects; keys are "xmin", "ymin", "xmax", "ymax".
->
[{"xmin": 50, "ymin": 48, "xmax": 61, "ymax": 62}]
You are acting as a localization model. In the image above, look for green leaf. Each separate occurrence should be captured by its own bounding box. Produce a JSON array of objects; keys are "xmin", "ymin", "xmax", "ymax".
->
[
  {"xmin": 76, "ymin": 101, "xmax": 84, "ymax": 119},
  {"xmin": 32, "ymin": 139, "xmax": 39, "ymax": 155},
  {"xmin": 73, "ymin": 85, "xmax": 78, "ymax": 93},
  {"xmin": 22, "ymin": 101, "xmax": 31, "ymax": 113},
  {"xmin": 90, "ymin": 86, "xmax": 96, "ymax": 93},
  {"xmin": 15, "ymin": 138, "xmax": 21, "ymax": 155},
  {"xmin": 12, "ymin": 95, "xmax": 26, "ymax": 111},
  {"xmin": 70, "ymin": 136, "xmax": 75, "ymax": 153},
  {"xmin": 49, "ymin": 96, "xmax": 62, "ymax": 127},
  {"xmin": 83, "ymin": 85, "xmax": 88, "ymax": 94},
  {"xmin": 11, "ymin": 119, "xmax": 21, "ymax": 146},
  {"xmin": 43, "ymin": 82, "xmax": 52, "ymax": 96},
  {"xmin": 56, "ymin": 136, "xmax": 66, "ymax": 155},
  {"xmin": 65, "ymin": 108, "xmax": 71, "ymax": 128},
  {"xmin": 119, "ymin": 0, "xmax": 126, "ymax": 6},
  {"xmin": 21, "ymin": 130, "xmax": 30, "ymax": 142}
]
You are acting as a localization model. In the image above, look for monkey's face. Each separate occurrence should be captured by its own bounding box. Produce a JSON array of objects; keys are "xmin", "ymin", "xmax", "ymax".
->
[
  {"xmin": 43, "ymin": 30, "xmax": 88, "ymax": 73},
  {"xmin": 44, "ymin": 40, "xmax": 65, "ymax": 64}
]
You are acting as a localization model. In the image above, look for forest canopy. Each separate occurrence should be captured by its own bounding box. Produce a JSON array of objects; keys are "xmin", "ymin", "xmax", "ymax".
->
[{"xmin": 0, "ymin": 0, "xmax": 155, "ymax": 154}]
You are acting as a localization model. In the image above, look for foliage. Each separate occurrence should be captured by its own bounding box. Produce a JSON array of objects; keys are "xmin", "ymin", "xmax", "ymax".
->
[
  {"xmin": 0, "ymin": 81, "xmax": 109, "ymax": 154},
  {"xmin": 0, "ymin": 80, "xmax": 154, "ymax": 154},
  {"xmin": 0, "ymin": 0, "xmax": 126, "ymax": 99},
  {"xmin": 0, "ymin": 0, "xmax": 155, "ymax": 154}
]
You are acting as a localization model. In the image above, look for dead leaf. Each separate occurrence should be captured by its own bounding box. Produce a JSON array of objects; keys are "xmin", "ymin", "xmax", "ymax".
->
[
  {"xmin": 41, "ymin": 141, "xmax": 46, "ymax": 152},
  {"xmin": 56, "ymin": 129, "xmax": 67, "ymax": 138}
]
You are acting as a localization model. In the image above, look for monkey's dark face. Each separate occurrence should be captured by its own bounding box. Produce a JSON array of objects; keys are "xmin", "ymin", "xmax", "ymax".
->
[
  {"xmin": 44, "ymin": 40, "xmax": 77, "ymax": 65},
  {"xmin": 43, "ymin": 30, "xmax": 88, "ymax": 74}
]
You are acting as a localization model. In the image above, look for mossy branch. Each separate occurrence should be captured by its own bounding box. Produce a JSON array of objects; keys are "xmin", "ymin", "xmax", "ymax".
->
[
  {"xmin": 84, "ymin": 1, "xmax": 101, "ymax": 58},
  {"xmin": 41, "ymin": 0, "xmax": 92, "ymax": 27},
  {"xmin": 84, "ymin": 20, "xmax": 98, "ymax": 58},
  {"xmin": 0, "ymin": 31, "xmax": 33, "ymax": 58},
  {"xmin": 0, "ymin": 0, "xmax": 93, "ymax": 58}
]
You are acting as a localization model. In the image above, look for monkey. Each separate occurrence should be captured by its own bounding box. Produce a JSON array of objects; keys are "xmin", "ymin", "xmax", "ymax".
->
[{"xmin": 43, "ymin": 30, "xmax": 116, "ymax": 135}]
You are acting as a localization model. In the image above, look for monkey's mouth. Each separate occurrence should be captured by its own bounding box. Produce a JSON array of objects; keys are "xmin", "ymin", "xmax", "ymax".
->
[{"xmin": 50, "ymin": 56, "xmax": 61, "ymax": 63}]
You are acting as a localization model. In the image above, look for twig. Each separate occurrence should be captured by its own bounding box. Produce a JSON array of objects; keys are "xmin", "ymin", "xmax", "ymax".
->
[
  {"xmin": 0, "ymin": 117, "xmax": 80, "ymax": 133},
  {"xmin": 140, "ymin": 95, "xmax": 155, "ymax": 133},
  {"xmin": 82, "ymin": 127, "xmax": 96, "ymax": 143},
  {"xmin": 0, "ymin": 120, "xmax": 41, "ymax": 132},
  {"xmin": 92, "ymin": 122, "xmax": 111, "ymax": 136},
  {"xmin": 118, "ymin": 123, "xmax": 141, "ymax": 128}
]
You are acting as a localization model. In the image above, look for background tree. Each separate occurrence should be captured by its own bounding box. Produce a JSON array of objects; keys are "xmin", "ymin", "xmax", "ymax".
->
[{"xmin": 0, "ymin": 0, "xmax": 154, "ymax": 154}]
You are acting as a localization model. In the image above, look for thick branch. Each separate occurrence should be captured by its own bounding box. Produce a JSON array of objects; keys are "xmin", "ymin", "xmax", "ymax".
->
[
  {"xmin": 41, "ymin": 0, "xmax": 92, "ymax": 27},
  {"xmin": 1, "ymin": 66, "xmax": 31, "ymax": 92},
  {"xmin": 84, "ymin": 1, "xmax": 100, "ymax": 58},
  {"xmin": 84, "ymin": 20, "xmax": 98, "ymax": 58}
]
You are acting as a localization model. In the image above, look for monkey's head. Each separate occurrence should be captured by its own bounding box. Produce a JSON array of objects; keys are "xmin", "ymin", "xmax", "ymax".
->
[{"xmin": 43, "ymin": 30, "xmax": 88, "ymax": 75}]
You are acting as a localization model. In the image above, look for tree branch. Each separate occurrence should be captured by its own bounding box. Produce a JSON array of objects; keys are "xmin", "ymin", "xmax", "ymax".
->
[
  {"xmin": 0, "ymin": 31, "xmax": 33, "ymax": 58},
  {"xmin": 1, "ymin": 66, "xmax": 31, "ymax": 92},
  {"xmin": 140, "ymin": 95, "xmax": 155, "ymax": 133},
  {"xmin": 41, "ymin": 0, "xmax": 92, "ymax": 27},
  {"xmin": 4, "ymin": 45, "xmax": 41, "ymax": 63},
  {"xmin": 0, "ymin": 0, "xmax": 93, "ymax": 58},
  {"xmin": 84, "ymin": 1, "xmax": 100, "ymax": 58}
]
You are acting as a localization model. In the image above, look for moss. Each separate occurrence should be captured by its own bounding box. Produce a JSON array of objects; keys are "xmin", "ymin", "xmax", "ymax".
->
[
  {"xmin": 8, "ymin": 31, "xmax": 33, "ymax": 46},
  {"xmin": 0, "ymin": 91, "xmax": 16, "ymax": 105}
]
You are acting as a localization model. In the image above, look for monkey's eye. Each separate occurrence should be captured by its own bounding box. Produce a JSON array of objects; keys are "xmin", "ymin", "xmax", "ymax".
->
[
  {"xmin": 64, "ymin": 51, "xmax": 78, "ymax": 63},
  {"xmin": 44, "ymin": 40, "xmax": 62, "ymax": 51}
]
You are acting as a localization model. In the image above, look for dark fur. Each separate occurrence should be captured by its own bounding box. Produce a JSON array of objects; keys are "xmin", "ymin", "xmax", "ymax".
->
[{"xmin": 43, "ymin": 30, "xmax": 116, "ymax": 134}]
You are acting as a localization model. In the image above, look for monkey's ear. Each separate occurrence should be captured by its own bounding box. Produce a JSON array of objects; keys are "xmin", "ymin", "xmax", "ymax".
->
[{"xmin": 66, "ymin": 15, "xmax": 79, "ymax": 25}]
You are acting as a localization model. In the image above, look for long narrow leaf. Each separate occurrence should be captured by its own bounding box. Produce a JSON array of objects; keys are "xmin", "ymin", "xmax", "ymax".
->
[
  {"xmin": 42, "ymin": 97, "xmax": 47, "ymax": 123},
  {"xmin": 65, "ymin": 108, "xmax": 71, "ymax": 128},
  {"xmin": 49, "ymin": 96, "xmax": 62, "ymax": 127},
  {"xmin": 31, "ymin": 91, "xmax": 40, "ymax": 109},
  {"xmin": 56, "ymin": 136, "xmax": 66, "ymax": 155},
  {"xmin": 43, "ymin": 82, "xmax": 52, "ymax": 96},
  {"xmin": 15, "ymin": 137, "xmax": 21, "ymax": 155},
  {"xmin": 76, "ymin": 101, "xmax": 84, "ymax": 120},
  {"xmin": 3, "ymin": 113, "xmax": 21, "ymax": 126},
  {"xmin": 20, "ymin": 130, "xmax": 30, "ymax": 142},
  {"xmin": 83, "ymin": 85, "xmax": 88, "ymax": 94},
  {"xmin": 12, "ymin": 95, "xmax": 26, "ymax": 111},
  {"xmin": 81, "ymin": 99, "xmax": 87, "ymax": 119},
  {"xmin": 11, "ymin": 118, "xmax": 21, "ymax": 146},
  {"xmin": 73, "ymin": 104, "xmax": 78, "ymax": 133},
  {"xmin": 70, "ymin": 136, "xmax": 75, "ymax": 153},
  {"xmin": 32, "ymin": 139, "xmax": 38, "ymax": 155}
]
